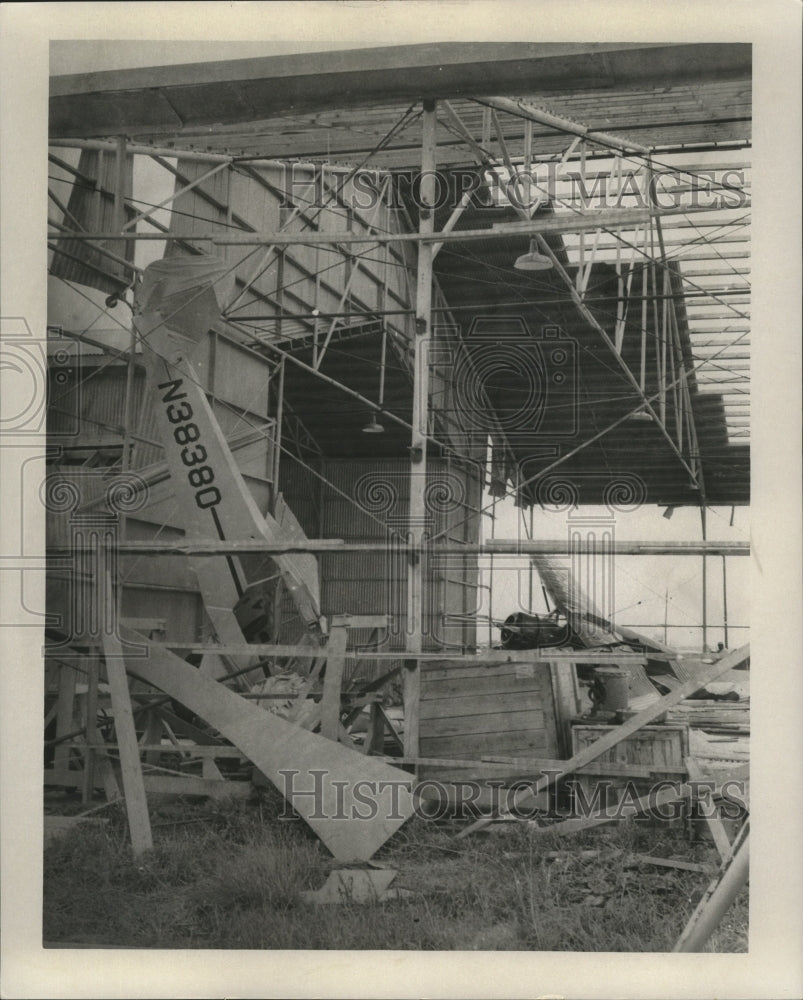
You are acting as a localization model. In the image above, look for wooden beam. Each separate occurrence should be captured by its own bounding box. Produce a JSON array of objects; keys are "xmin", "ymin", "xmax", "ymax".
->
[
  {"xmin": 673, "ymin": 826, "xmax": 749, "ymax": 952},
  {"xmin": 320, "ymin": 619, "xmax": 347, "ymax": 742},
  {"xmin": 46, "ymin": 539, "xmax": 750, "ymax": 557},
  {"xmin": 148, "ymin": 645, "xmax": 649, "ymax": 664},
  {"xmin": 53, "ymin": 664, "xmax": 78, "ymax": 772},
  {"xmin": 456, "ymin": 643, "xmax": 750, "ymax": 838},
  {"xmin": 101, "ymin": 624, "xmax": 153, "ymax": 857},
  {"xmin": 52, "ymin": 199, "xmax": 749, "ymax": 247},
  {"xmin": 45, "ymin": 769, "xmax": 250, "ymax": 800}
]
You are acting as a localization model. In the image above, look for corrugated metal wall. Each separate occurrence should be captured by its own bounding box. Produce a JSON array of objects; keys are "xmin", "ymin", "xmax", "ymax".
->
[
  {"xmin": 46, "ymin": 325, "xmax": 276, "ymax": 644},
  {"xmin": 280, "ymin": 455, "xmax": 483, "ymax": 683}
]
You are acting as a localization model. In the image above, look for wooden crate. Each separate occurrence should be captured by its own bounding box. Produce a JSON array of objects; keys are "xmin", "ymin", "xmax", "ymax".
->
[{"xmin": 570, "ymin": 723, "xmax": 690, "ymax": 821}]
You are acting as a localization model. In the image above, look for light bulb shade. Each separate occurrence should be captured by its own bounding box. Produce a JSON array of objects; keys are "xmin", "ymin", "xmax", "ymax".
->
[
  {"xmin": 514, "ymin": 240, "xmax": 553, "ymax": 271},
  {"xmin": 361, "ymin": 415, "xmax": 385, "ymax": 434}
]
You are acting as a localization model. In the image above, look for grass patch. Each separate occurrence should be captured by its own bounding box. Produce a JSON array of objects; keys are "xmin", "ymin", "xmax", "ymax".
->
[{"xmin": 43, "ymin": 793, "xmax": 747, "ymax": 951}]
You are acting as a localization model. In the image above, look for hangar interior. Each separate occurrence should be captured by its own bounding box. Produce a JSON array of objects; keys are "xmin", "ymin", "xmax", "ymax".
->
[{"xmin": 43, "ymin": 43, "xmax": 751, "ymax": 873}]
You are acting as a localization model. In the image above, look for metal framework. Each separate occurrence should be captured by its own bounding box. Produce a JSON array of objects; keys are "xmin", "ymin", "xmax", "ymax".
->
[{"xmin": 45, "ymin": 44, "xmax": 751, "ymax": 794}]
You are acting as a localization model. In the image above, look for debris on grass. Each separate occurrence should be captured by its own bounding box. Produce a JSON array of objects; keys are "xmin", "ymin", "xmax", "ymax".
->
[{"xmin": 43, "ymin": 795, "xmax": 747, "ymax": 951}]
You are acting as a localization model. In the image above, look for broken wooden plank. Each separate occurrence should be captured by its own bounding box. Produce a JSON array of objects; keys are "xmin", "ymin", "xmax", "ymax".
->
[
  {"xmin": 421, "ymin": 728, "xmax": 551, "ymax": 758},
  {"xmin": 457, "ymin": 643, "xmax": 750, "ymax": 838},
  {"xmin": 363, "ymin": 703, "xmax": 384, "ymax": 756},
  {"xmin": 301, "ymin": 868, "xmax": 409, "ymax": 904},
  {"xmin": 686, "ymin": 756, "xmax": 733, "ymax": 863},
  {"xmin": 118, "ymin": 625, "xmax": 414, "ymax": 862},
  {"xmin": 139, "ymin": 708, "xmax": 164, "ymax": 766},
  {"xmin": 625, "ymin": 854, "xmax": 712, "ymax": 874},
  {"xmin": 532, "ymin": 765, "xmax": 749, "ymax": 837},
  {"xmin": 138, "ymin": 774, "xmax": 249, "ymax": 799},
  {"xmin": 420, "ymin": 691, "xmax": 548, "ymax": 718},
  {"xmin": 421, "ymin": 709, "xmax": 547, "ymax": 737},
  {"xmin": 43, "ymin": 768, "xmax": 248, "ymax": 800}
]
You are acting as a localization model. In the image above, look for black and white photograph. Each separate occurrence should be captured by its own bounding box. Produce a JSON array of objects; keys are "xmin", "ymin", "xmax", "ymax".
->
[{"xmin": 0, "ymin": 2, "xmax": 800, "ymax": 998}]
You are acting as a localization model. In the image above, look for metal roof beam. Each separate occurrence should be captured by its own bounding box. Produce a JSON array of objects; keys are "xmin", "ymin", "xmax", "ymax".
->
[
  {"xmin": 46, "ymin": 539, "xmax": 750, "ymax": 557},
  {"xmin": 476, "ymin": 95, "xmax": 651, "ymax": 156},
  {"xmin": 50, "ymin": 43, "xmax": 751, "ymax": 140},
  {"xmin": 51, "ymin": 201, "xmax": 750, "ymax": 248}
]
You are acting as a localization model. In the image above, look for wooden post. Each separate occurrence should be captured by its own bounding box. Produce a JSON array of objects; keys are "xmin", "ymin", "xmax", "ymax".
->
[
  {"xmin": 140, "ymin": 709, "xmax": 164, "ymax": 766},
  {"xmin": 404, "ymin": 100, "xmax": 437, "ymax": 758},
  {"xmin": 320, "ymin": 617, "xmax": 348, "ymax": 742},
  {"xmin": 81, "ymin": 657, "xmax": 100, "ymax": 805},
  {"xmin": 363, "ymin": 702, "xmax": 385, "ymax": 755},
  {"xmin": 701, "ymin": 504, "xmax": 709, "ymax": 652},
  {"xmin": 53, "ymin": 664, "xmax": 78, "ymax": 772},
  {"xmin": 101, "ymin": 574, "xmax": 153, "ymax": 856}
]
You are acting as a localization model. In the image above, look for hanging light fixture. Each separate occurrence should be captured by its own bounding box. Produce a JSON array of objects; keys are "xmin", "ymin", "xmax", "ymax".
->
[
  {"xmin": 626, "ymin": 407, "xmax": 654, "ymax": 424},
  {"xmin": 361, "ymin": 328, "xmax": 387, "ymax": 435},
  {"xmin": 514, "ymin": 239, "xmax": 553, "ymax": 271},
  {"xmin": 361, "ymin": 414, "xmax": 385, "ymax": 434}
]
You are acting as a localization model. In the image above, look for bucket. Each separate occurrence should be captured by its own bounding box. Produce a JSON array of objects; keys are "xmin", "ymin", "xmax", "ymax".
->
[{"xmin": 591, "ymin": 666, "xmax": 630, "ymax": 712}]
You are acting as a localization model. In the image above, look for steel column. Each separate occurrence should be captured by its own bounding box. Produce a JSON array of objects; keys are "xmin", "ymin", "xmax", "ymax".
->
[{"xmin": 404, "ymin": 100, "xmax": 437, "ymax": 757}]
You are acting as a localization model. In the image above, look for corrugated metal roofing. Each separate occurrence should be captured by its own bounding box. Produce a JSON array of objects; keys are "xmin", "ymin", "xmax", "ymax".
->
[{"xmin": 50, "ymin": 43, "xmax": 751, "ymax": 166}]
